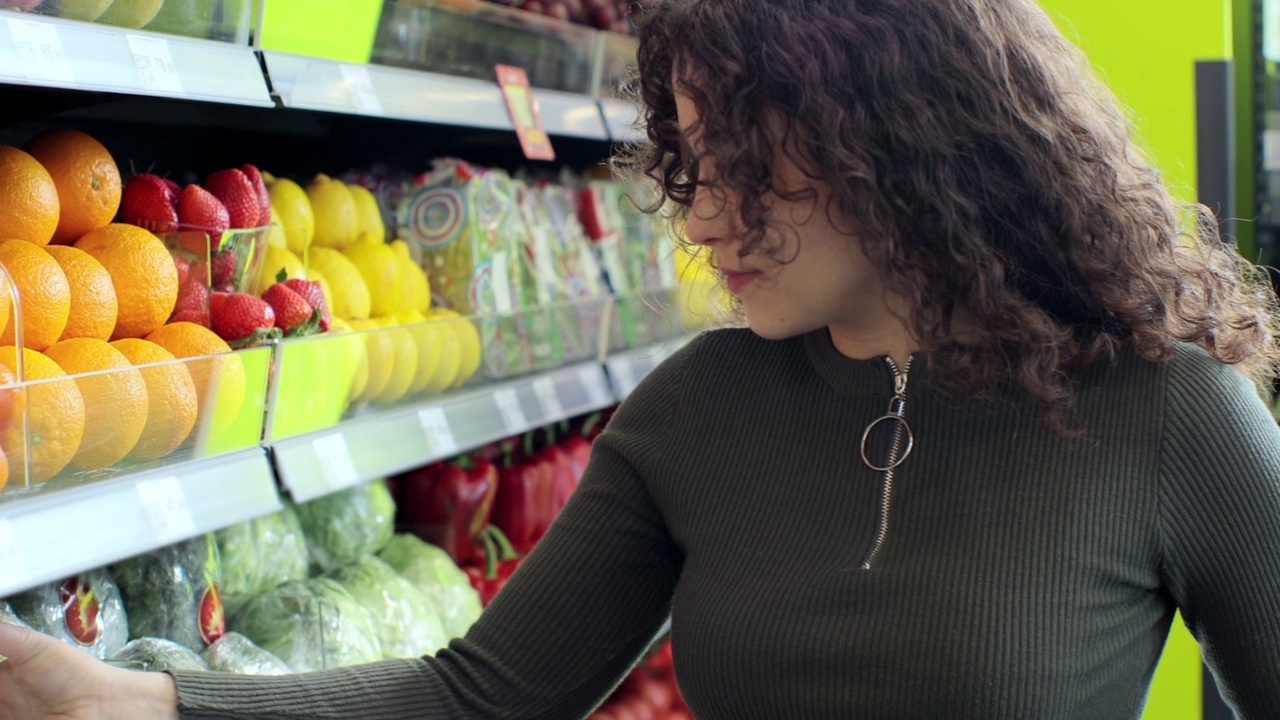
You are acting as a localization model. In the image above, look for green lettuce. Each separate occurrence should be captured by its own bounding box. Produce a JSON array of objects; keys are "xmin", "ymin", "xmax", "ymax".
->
[
  {"xmin": 327, "ymin": 554, "xmax": 448, "ymax": 659},
  {"xmin": 294, "ymin": 479, "xmax": 395, "ymax": 571},
  {"xmin": 378, "ymin": 533, "xmax": 482, "ymax": 640},
  {"xmin": 216, "ymin": 505, "xmax": 310, "ymax": 615},
  {"xmin": 109, "ymin": 637, "xmax": 208, "ymax": 673},
  {"xmin": 229, "ymin": 577, "xmax": 382, "ymax": 672},
  {"xmin": 201, "ymin": 631, "xmax": 292, "ymax": 675}
]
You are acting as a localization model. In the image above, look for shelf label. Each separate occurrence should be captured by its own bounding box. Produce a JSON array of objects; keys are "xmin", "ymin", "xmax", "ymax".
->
[
  {"xmin": 136, "ymin": 476, "xmax": 197, "ymax": 546},
  {"xmin": 339, "ymin": 64, "xmax": 384, "ymax": 116},
  {"xmin": 578, "ymin": 366, "xmax": 612, "ymax": 407},
  {"xmin": 495, "ymin": 64, "xmax": 555, "ymax": 161},
  {"xmin": 313, "ymin": 433, "xmax": 359, "ymax": 490},
  {"xmin": 532, "ymin": 376, "xmax": 565, "ymax": 419},
  {"xmin": 611, "ymin": 358, "xmax": 637, "ymax": 397},
  {"xmin": 493, "ymin": 387, "xmax": 527, "ymax": 432},
  {"xmin": 0, "ymin": 520, "xmax": 27, "ymax": 588},
  {"xmin": 417, "ymin": 407, "xmax": 458, "ymax": 457},
  {"xmin": 6, "ymin": 18, "xmax": 73, "ymax": 85},
  {"xmin": 126, "ymin": 34, "xmax": 185, "ymax": 95}
]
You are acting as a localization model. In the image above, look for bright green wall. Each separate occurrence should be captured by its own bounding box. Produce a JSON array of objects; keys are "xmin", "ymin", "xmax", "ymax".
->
[{"xmin": 1033, "ymin": 2, "xmax": 1234, "ymax": 718}]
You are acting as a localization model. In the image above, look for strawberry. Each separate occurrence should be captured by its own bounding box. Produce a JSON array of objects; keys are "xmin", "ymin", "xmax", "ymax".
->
[
  {"xmin": 210, "ymin": 291, "xmax": 277, "ymax": 346},
  {"xmin": 284, "ymin": 277, "xmax": 331, "ymax": 332},
  {"xmin": 173, "ymin": 254, "xmax": 191, "ymax": 288},
  {"xmin": 170, "ymin": 309, "xmax": 210, "ymax": 328},
  {"xmin": 173, "ymin": 276, "xmax": 209, "ymax": 316},
  {"xmin": 262, "ymin": 282, "xmax": 318, "ymax": 336},
  {"xmin": 211, "ymin": 250, "xmax": 237, "ymax": 290},
  {"xmin": 240, "ymin": 164, "xmax": 271, "ymax": 224},
  {"xmin": 120, "ymin": 173, "xmax": 179, "ymax": 233},
  {"xmin": 177, "ymin": 184, "xmax": 230, "ymax": 245},
  {"xmin": 203, "ymin": 169, "xmax": 260, "ymax": 229},
  {"xmin": 162, "ymin": 178, "xmax": 180, "ymax": 197}
]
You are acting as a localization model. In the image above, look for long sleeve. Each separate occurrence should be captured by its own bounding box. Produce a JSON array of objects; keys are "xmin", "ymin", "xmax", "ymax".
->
[
  {"xmin": 171, "ymin": 342, "xmax": 691, "ymax": 719},
  {"xmin": 1157, "ymin": 349, "xmax": 1280, "ymax": 717}
]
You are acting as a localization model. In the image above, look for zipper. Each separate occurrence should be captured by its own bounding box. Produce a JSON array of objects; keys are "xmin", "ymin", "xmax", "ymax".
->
[{"xmin": 858, "ymin": 356, "xmax": 915, "ymax": 571}]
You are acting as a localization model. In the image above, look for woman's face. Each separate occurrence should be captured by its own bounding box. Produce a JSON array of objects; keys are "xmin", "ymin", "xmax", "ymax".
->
[{"xmin": 676, "ymin": 91, "xmax": 907, "ymax": 347}]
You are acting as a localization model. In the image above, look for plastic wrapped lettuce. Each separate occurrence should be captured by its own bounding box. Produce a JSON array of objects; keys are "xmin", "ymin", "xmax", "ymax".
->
[
  {"xmin": 295, "ymin": 479, "xmax": 396, "ymax": 571},
  {"xmin": 201, "ymin": 631, "xmax": 292, "ymax": 675},
  {"xmin": 110, "ymin": 534, "xmax": 225, "ymax": 654},
  {"xmin": 0, "ymin": 600, "xmax": 30, "ymax": 630},
  {"xmin": 216, "ymin": 505, "xmax": 310, "ymax": 615},
  {"xmin": 9, "ymin": 569, "xmax": 129, "ymax": 660},
  {"xmin": 379, "ymin": 534, "xmax": 482, "ymax": 640},
  {"xmin": 230, "ymin": 577, "xmax": 382, "ymax": 672},
  {"xmin": 327, "ymin": 554, "xmax": 448, "ymax": 659},
  {"xmin": 109, "ymin": 637, "xmax": 208, "ymax": 673}
]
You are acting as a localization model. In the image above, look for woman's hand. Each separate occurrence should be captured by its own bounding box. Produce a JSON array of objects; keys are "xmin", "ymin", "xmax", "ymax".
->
[{"xmin": 0, "ymin": 623, "xmax": 178, "ymax": 720}]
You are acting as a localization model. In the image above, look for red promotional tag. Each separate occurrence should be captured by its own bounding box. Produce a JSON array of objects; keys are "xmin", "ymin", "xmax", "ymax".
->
[{"xmin": 496, "ymin": 64, "xmax": 556, "ymax": 161}]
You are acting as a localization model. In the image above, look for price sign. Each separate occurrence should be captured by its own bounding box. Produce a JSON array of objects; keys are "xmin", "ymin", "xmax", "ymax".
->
[
  {"xmin": 418, "ymin": 407, "xmax": 458, "ymax": 457},
  {"xmin": 493, "ymin": 387, "xmax": 527, "ymax": 432},
  {"xmin": 0, "ymin": 520, "xmax": 27, "ymax": 589},
  {"xmin": 6, "ymin": 19, "xmax": 73, "ymax": 84},
  {"xmin": 126, "ymin": 35, "xmax": 184, "ymax": 94},
  {"xmin": 495, "ymin": 64, "xmax": 555, "ymax": 161},
  {"xmin": 136, "ymin": 476, "xmax": 197, "ymax": 545},
  {"xmin": 611, "ymin": 358, "xmax": 637, "ymax": 398},
  {"xmin": 578, "ymin": 366, "xmax": 612, "ymax": 407},
  {"xmin": 532, "ymin": 376, "xmax": 565, "ymax": 419},
  {"xmin": 339, "ymin": 63, "xmax": 383, "ymax": 116},
  {"xmin": 313, "ymin": 434, "xmax": 359, "ymax": 490}
]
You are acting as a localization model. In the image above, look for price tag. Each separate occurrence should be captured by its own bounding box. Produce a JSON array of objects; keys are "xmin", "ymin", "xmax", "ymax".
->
[
  {"xmin": 578, "ymin": 366, "xmax": 612, "ymax": 407},
  {"xmin": 532, "ymin": 376, "xmax": 565, "ymax": 419},
  {"xmin": 339, "ymin": 64, "xmax": 384, "ymax": 116},
  {"xmin": 417, "ymin": 407, "xmax": 458, "ymax": 457},
  {"xmin": 611, "ymin": 358, "xmax": 637, "ymax": 397},
  {"xmin": 493, "ymin": 387, "xmax": 527, "ymax": 432},
  {"xmin": 313, "ymin": 434, "xmax": 359, "ymax": 490},
  {"xmin": 495, "ymin": 64, "xmax": 555, "ymax": 161},
  {"xmin": 6, "ymin": 18, "xmax": 73, "ymax": 84},
  {"xmin": 126, "ymin": 34, "xmax": 184, "ymax": 95},
  {"xmin": 136, "ymin": 476, "xmax": 197, "ymax": 545},
  {"xmin": 0, "ymin": 520, "xmax": 27, "ymax": 588}
]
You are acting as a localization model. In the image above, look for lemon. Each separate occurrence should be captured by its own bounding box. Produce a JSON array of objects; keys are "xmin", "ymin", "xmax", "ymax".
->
[
  {"xmin": 394, "ymin": 309, "xmax": 442, "ymax": 396},
  {"xmin": 422, "ymin": 310, "xmax": 461, "ymax": 394},
  {"xmin": 342, "ymin": 234, "xmax": 402, "ymax": 317},
  {"xmin": 268, "ymin": 178, "xmax": 315, "ymax": 256},
  {"xmin": 391, "ymin": 239, "xmax": 431, "ymax": 314},
  {"xmin": 308, "ymin": 175, "xmax": 358, "ymax": 250},
  {"xmin": 309, "ymin": 247, "xmax": 371, "ymax": 320},
  {"xmin": 50, "ymin": 0, "xmax": 115, "ymax": 21},
  {"xmin": 349, "ymin": 184, "xmax": 387, "ymax": 241},
  {"xmin": 330, "ymin": 318, "xmax": 368, "ymax": 404},
  {"xmin": 370, "ymin": 315, "xmax": 417, "ymax": 405},
  {"xmin": 97, "ymin": 0, "xmax": 165, "ymax": 27},
  {"xmin": 348, "ymin": 318, "xmax": 392, "ymax": 402},
  {"xmin": 444, "ymin": 311, "xmax": 483, "ymax": 388},
  {"xmin": 253, "ymin": 245, "xmax": 305, "ymax": 295},
  {"xmin": 265, "ymin": 207, "xmax": 288, "ymax": 249}
]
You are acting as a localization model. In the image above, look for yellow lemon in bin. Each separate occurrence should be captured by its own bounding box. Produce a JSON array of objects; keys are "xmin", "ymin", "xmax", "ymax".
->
[
  {"xmin": 309, "ymin": 247, "xmax": 371, "ymax": 320},
  {"xmin": 96, "ymin": 0, "xmax": 166, "ymax": 28},
  {"xmin": 342, "ymin": 234, "xmax": 401, "ymax": 318},
  {"xmin": 370, "ymin": 315, "xmax": 417, "ymax": 405},
  {"xmin": 49, "ymin": 0, "xmax": 116, "ymax": 21},
  {"xmin": 330, "ymin": 318, "xmax": 368, "ymax": 404},
  {"xmin": 307, "ymin": 175, "xmax": 357, "ymax": 250},
  {"xmin": 253, "ymin": 245, "xmax": 305, "ymax": 295},
  {"xmin": 267, "ymin": 178, "xmax": 315, "ymax": 256},
  {"xmin": 394, "ymin": 309, "xmax": 441, "ymax": 396},
  {"xmin": 391, "ymin": 239, "xmax": 431, "ymax": 315},
  {"xmin": 264, "ymin": 207, "xmax": 288, "ymax": 250},
  {"xmin": 422, "ymin": 310, "xmax": 461, "ymax": 395},
  {"xmin": 436, "ymin": 309, "xmax": 482, "ymax": 388},
  {"xmin": 349, "ymin": 183, "xmax": 386, "ymax": 241},
  {"xmin": 347, "ymin": 317, "xmax": 392, "ymax": 403}
]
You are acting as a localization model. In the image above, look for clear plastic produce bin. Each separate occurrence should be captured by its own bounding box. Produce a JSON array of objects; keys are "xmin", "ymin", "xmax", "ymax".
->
[{"xmin": 14, "ymin": 0, "xmax": 255, "ymax": 44}]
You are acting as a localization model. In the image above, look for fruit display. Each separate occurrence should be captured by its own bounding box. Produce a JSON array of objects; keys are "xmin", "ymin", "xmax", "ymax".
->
[
  {"xmin": 0, "ymin": 0, "xmax": 251, "ymax": 42},
  {"xmin": 488, "ymin": 0, "xmax": 649, "ymax": 34}
]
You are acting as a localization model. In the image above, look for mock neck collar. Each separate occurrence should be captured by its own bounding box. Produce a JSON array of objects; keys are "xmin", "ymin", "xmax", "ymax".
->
[{"xmin": 802, "ymin": 328, "xmax": 929, "ymax": 397}]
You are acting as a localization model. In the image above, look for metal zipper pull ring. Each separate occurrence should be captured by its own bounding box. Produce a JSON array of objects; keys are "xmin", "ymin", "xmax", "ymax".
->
[{"xmin": 859, "ymin": 415, "xmax": 915, "ymax": 471}]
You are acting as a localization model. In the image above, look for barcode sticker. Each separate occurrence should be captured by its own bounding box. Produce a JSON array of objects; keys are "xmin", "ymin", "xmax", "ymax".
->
[
  {"xmin": 7, "ymin": 19, "xmax": 73, "ymax": 84},
  {"xmin": 0, "ymin": 520, "xmax": 27, "ymax": 587},
  {"xmin": 418, "ymin": 407, "xmax": 458, "ymax": 457},
  {"xmin": 136, "ymin": 477, "xmax": 197, "ymax": 545},
  {"xmin": 127, "ymin": 34, "xmax": 184, "ymax": 94},
  {"xmin": 532, "ymin": 376, "xmax": 565, "ymax": 419},
  {"xmin": 493, "ymin": 388, "xmax": 527, "ymax": 432},
  {"xmin": 339, "ymin": 64, "xmax": 383, "ymax": 115},
  {"xmin": 578, "ymin": 366, "xmax": 611, "ymax": 406},
  {"xmin": 313, "ymin": 434, "xmax": 359, "ymax": 490}
]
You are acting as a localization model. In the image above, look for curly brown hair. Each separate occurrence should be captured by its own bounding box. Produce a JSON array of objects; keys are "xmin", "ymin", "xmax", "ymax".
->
[{"xmin": 619, "ymin": 0, "xmax": 1280, "ymax": 433}]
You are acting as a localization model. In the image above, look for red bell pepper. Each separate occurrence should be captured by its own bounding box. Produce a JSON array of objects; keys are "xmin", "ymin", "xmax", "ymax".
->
[
  {"xmin": 397, "ymin": 456, "xmax": 498, "ymax": 564},
  {"xmin": 465, "ymin": 525, "xmax": 521, "ymax": 606},
  {"xmin": 491, "ymin": 438, "xmax": 542, "ymax": 554}
]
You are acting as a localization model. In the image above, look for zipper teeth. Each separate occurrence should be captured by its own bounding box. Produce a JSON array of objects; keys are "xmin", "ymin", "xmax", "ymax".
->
[{"xmin": 861, "ymin": 356, "xmax": 911, "ymax": 571}]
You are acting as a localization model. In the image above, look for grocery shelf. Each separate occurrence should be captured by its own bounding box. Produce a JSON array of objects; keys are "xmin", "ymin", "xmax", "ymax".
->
[
  {"xmin": 0, "ymin": 13, "xmax": 272, "ymax": 106},
  {"xmin": 600, "ymin": 98, "xmax": 643, "ymax": 143},
  {"xmin": 261, "ymin": 51, "xmax": 610, "ymax": 140},
  {"xmin": 605, "ymin": 333, "xmax": 698, "ymax": 399},
  {"xmin": 0, "ymin": 448, "xmax": 280, "ymax": 597},
  {"xmin": 272, "ymin": 360, "xmax": 615, "ymax": 503}
]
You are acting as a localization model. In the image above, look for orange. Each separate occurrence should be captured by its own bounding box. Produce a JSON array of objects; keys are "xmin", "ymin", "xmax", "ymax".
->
[
  {"xmin": 0, "ymin": 346, "xmax": 84, "ymax": 484},
  {"xmin": 22, "ymin": 129, "xmax": 121, "ymax": 245},
  {"xmin": 111, "ymin": 338, "xmax": 197, "ymax": 462},
  {"xmin": 0, "ymin": 146, "xmax": 59, "ymax": 246},
  {"xmin": 73, "ymin": 224, "xmax": 177, "ymax": 340},
  {"xmin": 0, "ymin": 445, "xmax": 8, "ymax": 492},
  {"xmin": 0, "ymin": 362, "xmax": 15, "ymax": 433},
  {"xmin": 45, "ymin": 245, "xmax": 119, "ymax": 342},
  {"xmin": 43, "ymin": 338, "xmax": 147, "ymax": 472},
  {"xmin": 0, "ymin": 239, "xmax": 70, "ymax": 350},
  {"xmin": 144, "ymin": 322, "xmax": 245, "ymax": 442}
]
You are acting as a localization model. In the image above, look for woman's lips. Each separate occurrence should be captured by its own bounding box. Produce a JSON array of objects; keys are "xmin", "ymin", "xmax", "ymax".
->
[{"xmin": 722, "ymin": 269, "xmax": 761, "ymax": 293}]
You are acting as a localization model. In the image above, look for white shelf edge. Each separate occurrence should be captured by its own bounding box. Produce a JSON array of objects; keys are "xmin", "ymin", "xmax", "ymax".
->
[{"xmin": 599, "ymin": 97, "xmax": 643, "ymax": 144}]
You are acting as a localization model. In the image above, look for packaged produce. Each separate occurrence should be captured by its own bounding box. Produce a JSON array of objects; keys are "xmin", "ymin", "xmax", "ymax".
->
[
  {"xmin": 229, "ymin": 577, "xmax": 382, "ymax": 672},
  {"xmin": 378, "ymin": 534, "xmax": 483, "ymax": 640},
  {"xmin": 327, "ymin": 554, "xmax": 449, "ymax": 658},
  {"xmin": 108, "ymin": 637, "xmax": 208, "ymax": 673},
  {"xmin": 294, "ymin": 478, "xmax": 396, "ymax": 572},
  {"xmin": 537, "ymin": 182, "xmax": 609, "ymax": 362},
  {"xmin": 0, "ymin": 600, "xmax": 31, "ymax": 630},
  {"xmin": 9, "ymin": 569, "xmax": 129, "ymax": 660},
  {"xmin": 216, "ymin": 504, "xmax": 310, "ymax": 614},
  {"xmin": 201, "ymin": 631, "xmax": 292, "ymax": 675},
  {"xmin": 110, "ymin": 534, "xmax": 225, "ymax": 653}
]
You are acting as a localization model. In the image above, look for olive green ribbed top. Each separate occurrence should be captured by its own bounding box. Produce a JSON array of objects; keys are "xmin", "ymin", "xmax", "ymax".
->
[{"xmin": 172, "ymin": 328, "xmax": 1280, "ymax": 718}]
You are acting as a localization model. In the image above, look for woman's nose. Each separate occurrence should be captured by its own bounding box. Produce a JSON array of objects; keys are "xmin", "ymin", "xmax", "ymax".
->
[{"xmin": 683, "ymin": 186, "xmax": 734, "ymax": 247}]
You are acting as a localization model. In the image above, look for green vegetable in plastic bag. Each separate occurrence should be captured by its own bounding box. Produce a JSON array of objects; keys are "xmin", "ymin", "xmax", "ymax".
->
[
  {"xmin": 230, "ymin": 577, "xmax": 382, "ymax": 672},
  {"xmin": 216, "ymin": 505, "xmax": 310, "ymax": 613},
  {"xmin": 327, "ymin": 554, "xmax": 448, "ymax": 659},
  {"xmin": 295, "ymin": 479, "xmax": 395, "ymax": 571},
  {"xmin": 201, "ymin": 631, "xmax": 292, "ymax": 675},
  {"xmin": 109, "ymin": 637, "xmax": 208, "ymax": 673},
  {"xmin": 0, "ymin": 600, "xmax": 30, "ymax": 630},
  {"xmin": 378, "ymin": 533, "xmax": 482, "ymax": 640},
  {"xmin": 9, "ymin": 569, "xmax": 129, "ymax": 660},
  {"xmin": 110, "ymin": 534, "xmax": 225, "ymax": 653}
]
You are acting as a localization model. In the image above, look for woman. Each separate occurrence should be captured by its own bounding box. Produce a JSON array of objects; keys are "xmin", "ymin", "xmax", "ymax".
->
[{"xmin": 4, "ymin": 0, "xmax": 1280, "ymax": 717}]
